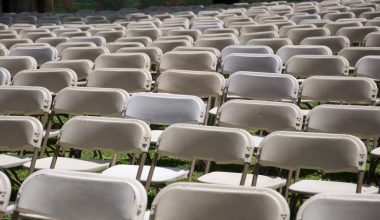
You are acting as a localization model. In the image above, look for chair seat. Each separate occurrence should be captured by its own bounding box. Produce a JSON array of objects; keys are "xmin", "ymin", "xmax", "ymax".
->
[
  {"xmin": 371, "ymin": 147, "xmax": 380, "ymax": 157},
  {"xmin": 144, "ymin": 211, "xmax": 150, "ymax": 220},
  {"xmin": 197, "ymin": 172, "xmax": 286, "ymax": 189},
  {"xmin": 0, "ymin": 154, "xmax": 31, "ymax": 169},
  {"xmin": 43, "ymin": 128, "xmax": 60, "ymax": 138},
  {"xmin": 289, "ymin": 180, "xmax": 379, "ymax": 195},
  {"xmin": 23, "ymin": 157, "xmax": 110, "ymax": 172},
  {"xmin": 151, "ymin": 130, "xmax": 162, "ymax": 144},
  {"xmin": 251, "ymin": 135, "xmax": 264, "ymax": 148},
  {"xmin": 102, "ymin": 165, "xmax": 189, "ymax": 183},
  {"xmin": 209, "ymin": 107, "xmax": 218, "ymax": 115}
]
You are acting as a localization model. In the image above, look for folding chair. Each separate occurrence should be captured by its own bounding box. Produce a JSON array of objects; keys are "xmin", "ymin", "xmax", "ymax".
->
[
  {"xmin": 239, "ymin": 31, "xmax": 279, "ymax": 44},
  {"xmin": 94, "ymin": 53, "xmax": 150, "ymax": 70},
  {"xmin": 41, "ymin": 59, "xmax": 94, "ymax": 82},
  {"xmin": 68, "ymin": 36, "xmax": 106, "ymax": 46},
  {"xmin": 116, "ymin": 36, "xmax": 152, "ymax": 46},
  {"xmin": 300, "ymin": 36, "xmax": 350, "ymax": 54},
  {"xmin": 35, "ymin": 37, "xmax": 68, "ymax": 47},
  {"xmin": 141, "ymin": 123, "xmax": 253, "ymax": 188},
  {"xmin": 222, "ymin": 53, "xmax": 283, "ymax": 74},
  {"xmin": 167, "ymin": 29, "xmax": 201, "ymax": 41},
  {"xmin": 0, "ymin": 39, "xmax": 32, "ymax": 49},
  {"xmin": 287, "ymin": 28, "xmax": 330, "ymax": 45},
  {"xmin": 296, "ymin": 193, "xmax": 380, "ymax": 220},
  {"xmin": 252, "ymin": 131, "xmax": 377, "ymax": 200},
  {"xmin": 337, "ymin": 26, "xmax": 380, "ymax": 45},
  {"xmin": 0, "ymin": 116, "xmax": 43, "ymax": 182},
  {"xmin": 277, "ymin": 45, "xmax": 333, "ymax": 63},
  {"xmin": 355, "ymin": 56, "xmax": 380, "ymax": 80},
  {"xmin": 204, "ymin": 28, "xmax": 238, "ymax": 36},
  {"xmin": 290, "ymin": 14, "xmax": 321, "ymax": 24},
  {"xmin": 363, "ymin": 32, "xmax": 380, "ymax": 47},
  {"xmin": 279, "ymin": 24, "xmax": 316, "ymax": 38},
  {"xmin": 159, "ymin": 51, "xmax": 217, "ymax": 72},
  {"xmin": 172, "ymin": 46, "xmax": 221, "ymax": 58},
  {"xmin": 338, "ymin": 47, "xmax": 380, "ymax": 67},
  {"xmin": 88, "ymin": 68, "xmax": 152, "ymax": 93},
  {"xmin": 246, "ymin": 38, "xmax": 293, "ymax": 53},
  {"xmin": 324, "ymin": 12, "xmax": 355, "ymax": 21},
  {"xmin": 0, "ymin": 171, "xmax": 11, "ymax": 219},
  {"xmin": 323, "ymin": 21, "xmax": 363, "ymax": 35},
  {"xmin": 240, "ymin": 24, "xmax": 278, "ymax": 34},
  {"xmin": 95, "ymin": 30, "xmax": 124, "ymax": 42},
  {"xmin": 285, "ymin": 55, "xmax": 350, "ymax": 78},
  {"xmin": 11, "ymin": 169, "xmax": 147, "ymax": 220},
  {"xmin": 126, "ymin": 28, "xmax": 161, "ymax": 41},
  {"xmin": 61, "ymin": 46, "xmax": 109, "ymax": 62},
  {"xmin": 9, "ymin": 45, "xmax": 57, "ymax": 67},
  {"xmin": 149, "ymin": 39, "xmax": 191, "ymax": 53},
  {"xmin": 221, "ymin": 45, "xmax": 274, "ymax": 62},
  {"xmin": 195, "ymin": 37, "xmax": 239, "ymax": 52},
  {"xmin": 0, "ymin": 67, "xmax": 10, "ymax": 85},
  {"xmin": 13, "ymin": 68, "xmax": 77, "ymax": 94},
  {"xmin": 148, "ymin": 183, "xmax": 290, "ymax": 220},
  {"xmin": 56, "ymin": 42, "xmax": 96, "ymax": 57},
  {"xmin": 105, "ymin": 42, "xmax": 144, "ymax": 53}
]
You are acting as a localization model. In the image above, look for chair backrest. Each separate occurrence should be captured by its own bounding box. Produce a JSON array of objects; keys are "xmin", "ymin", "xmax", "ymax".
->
[
  {"xmin": 9, "ymin": 45, "xmax": 57, "ymax": 66},
  {"xmin": 0, "ymin": 86, "xmax": 52, "ymax": 115},
  {"xmin": 291, "ymin": 14, "xmax": 321, "ymax": 24},
  {"xmin": 323, "ymin": 12, "xmax": 355, "ymax": 21},
  {"xmin": 246, "ymin": 38, "xmax": 292, "ymax": 53},
  {"xmin": 61, "ymin": 46, "xmax": 109, "ymax": 62},
  {"xmin": 41, "ymin": 59, "xmax": 94, "ymax": 81},
  {"xmin": 238, "ymin": 31, "xmax": 279, "ymax": 44},
  {"xmin": 222, "ymin": 53, "xmax": 282, "ymax": 74},
  {"xmin": 36, "ymin": 37, "xmax": 68, "ymax": 47},
  {"xmin": 150, "ymin": 182, "xmax": 289, "ymax": 220},
  {"xmin": 285, "ymin": 55, "xmax": 349, "ymax": 78},
  {"xmin": 355, "ymin": 55, "xmax": 380, "ymax": 80},
  {"xmin": 337, "ymin": 26, "xmax": 380, "ymax": 45},
  {"xmin": 226, "ymin": 71, "xmax": 299, "ymax": 101},
  {"xmin": 0, "ymin": 115, "xmax": 43, "ymax": 151},
  {"xmin": 286, "ymin": 28, "xmax": 330, "ymax": 45},
  {"xmin": 13, "ymin": 68, "xmax": 77, "ymax": 94},
  {"xmin": 115, "ymin": 36, "xmax": 152, "ymax": 46},
  {"xmin": 300, "ymin": 36, "xmax": 350, "ymax": 54},
  {"xmin": 296, "ymin": 193, "xmax": 380, "ymax": 220},
  {"xmin": 94, "ymin": 53, "xmax": 150, "ymax": 70},
  {"xmin": 301, "ymin": 76, "xmax": 377, "ymax": 104},
  {"xmin": 0, "ymin": 171, "xmax": 11, "ymax": 217},
  {"xmin": 126, "ymin": 28, "xmax": 161, "ymax": 41},
  {"xmin": 68, "ymin": 36, "xmax": 106, "ymax": 46},
  {"xmin": 56, "ymin": 42, "xmax": 96, "ymax": 56},
  {"xmin": 277, "ymin": 45, "xmax": 333, "ymax": 63},
  {"xmin": 167, "ymin": 29, "xmax": 202, "ymax": 41},
  {"xmin": 157, "ymin": 69, "xmax": 225, "ymax": 98},
  {"xmin": 124, "ymin": 92, "xmax": 205, "ymax": 125},
  {"xmin": 105, "ymin": 42, "xmax": 144, "ymax": 53},
  {"xmin": 116, "ymin": 47, "xmax": 162, "ymax": 65},
  {"xmin": 258, "ymin": 131, "xmax": 366, "ymax": 173},
  {"xmin": 363, "ymin": 32, "xmax": 380, "ymax": 47},
  {"xmin": 149, "ymin": 39, "xmax": 191, "ymax": 53},
  {"xmin": 279, "ymin": 24, "xmax": 316, "ymax": 38},
  {"xmin": 338, "ymin": 47, "xmax": 380, "ymax": 67},
  {"xmin": 218, "ymin": 100, "xmax": 303, "ymax": 132},
  {"xmin": 160, "ymin": 51, "xmax": 217, "ymax": 72},
  {"xmin": 306, "ymin": 104, "xmax": 380, "ymax": 138},
  {"xmin": 0, "ymin": 67, "xmax": 10, "ymax": 85},
  {"xmin": 88, "ymin": 68, "xmax": 152, "ymax": 93},
  {"xmin": 195, "ymin": 37, "xmax": 239, "ymax": 51},
  {"xmin": 54, "ymin": 87, "xmax": 129, "ymax": 117},
  {"xmin": 58, "ymin": 116, "xmax": 150, "ymax": 153},
  {"xmin": 157, "ymin": 123, "xmax": 253, "ymax": 164},
  {"xmin": 0, "ymin": 39, "xmax": 32, "ymax": 49},
  {"xmin": 221, "ymin": 45, "xmax": 273, "ymax": 61},
  {"xmin": 95, "ymin": 30, "xmax": 124, "ymax": 43},
  {"xmin": 14, "ymin": 169, "xmax": 147, "ymax": 220},
  {"xmin": 323, "ymin": 21, "xmax": 362, "ymax": 35},
  {"xmin": 240, "ymin": 24, "xmax": 278, "ymax": 34},
  {"xmin": 172, "ymin": 46, "xmax": 221, "ymax": 58}
]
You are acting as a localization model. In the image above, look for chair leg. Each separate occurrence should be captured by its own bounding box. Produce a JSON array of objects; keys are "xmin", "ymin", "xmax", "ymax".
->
[
  {"xmin": 368, "ymin": 157, "xmax": 379, "ymax": 184},
  {"xmin": 289, "ymin": 194, "xmax": 298, "ymax": 218}
]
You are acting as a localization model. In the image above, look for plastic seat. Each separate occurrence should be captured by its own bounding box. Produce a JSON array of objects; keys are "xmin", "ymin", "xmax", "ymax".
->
[
  {"xmin": 94, "ymin": 53, "xmax": 150, "ymax": 70},
  {"xmin": 11, "ymin": 170, "xmax": 147, "ymax": 220},
  {"xmin": 61, "ymin": 46, "xmax": 109, "ymax": 62},
  {"xmin": 286, "ymin": 28, "xmax": 330, "ymax": 45},
  {"xmin": 148, "ymin": 183, "xmax": 290, "ymax": 220},
  {"xmin": 300, "ymin": 36, "xmax": 350, "ymax": 54},
  {"xmin": 41, "ymin": 59, "xmax": 94, "ymax": 81},
  {"xmin": 246, "ymin": 38, "xmax": 293, "ymax": 53},
  {"xmin": 68, "ymin": 36, "xmax": 106, "ymax": 46},
  {"xmin": 222, "ymin": 53, "xmax": 282, "ymax": 74},
  {"xmin": 338, "ymin": 47, "xmax": 380, "ymax": 67},
  {"xmin": 159, "ymin": 51, "xmax": 217, "ymax": 72},
  {"xmin": 277, "ymin": 45, "xmax": 333, "ymax": 63},
  {"xmin": 9, "ymin": 45, "xmax": 57, "ymax": 66}
]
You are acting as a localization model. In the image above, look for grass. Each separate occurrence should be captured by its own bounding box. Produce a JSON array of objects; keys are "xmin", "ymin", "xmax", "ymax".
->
[{"xmin": 3, "ymin": 113, "xmax": 380, "ymax": 219}]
